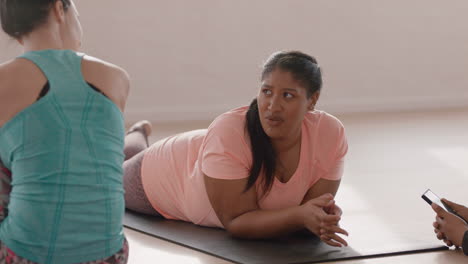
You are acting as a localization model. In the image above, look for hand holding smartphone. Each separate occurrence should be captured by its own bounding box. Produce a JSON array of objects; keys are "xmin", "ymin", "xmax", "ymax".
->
[{"xmin": 421, "ymin": 189, "xmax": 466, "ymax": 223}]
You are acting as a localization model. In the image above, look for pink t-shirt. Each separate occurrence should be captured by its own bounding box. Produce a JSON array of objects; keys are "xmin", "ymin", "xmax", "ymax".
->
[{"xmin": 141, "ymin": 106, "xmax": 348, "ymax": 228}]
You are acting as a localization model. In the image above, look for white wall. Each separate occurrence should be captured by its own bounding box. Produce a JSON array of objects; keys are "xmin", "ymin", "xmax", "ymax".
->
[{"xmin": 1, "ymin": 0, "xmax": 468, "ymax": 123}]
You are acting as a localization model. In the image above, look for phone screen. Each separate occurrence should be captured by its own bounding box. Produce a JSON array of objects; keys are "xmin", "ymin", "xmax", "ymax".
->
[{"xmin": 422, "ymin": 189, "xmax": 452, "ymax": 213}]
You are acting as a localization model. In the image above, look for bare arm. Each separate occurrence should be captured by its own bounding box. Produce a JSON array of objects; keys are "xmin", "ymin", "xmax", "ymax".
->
[
  {"xmin": 301, "ymin": 178, "xmax": 341, "ymax": 205},
  {"xmin": 81, "ymin": 56, "xmax": 130, "ymax": 112},
  {"xmin": 204, "ymin": 175, "xmax": 336, "ymax": 239}
]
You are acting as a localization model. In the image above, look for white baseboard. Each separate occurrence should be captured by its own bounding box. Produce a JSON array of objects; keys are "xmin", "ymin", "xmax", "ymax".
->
[{"xmin": 124, "ymin": 94, "xmax": 468, "ymax": 123}]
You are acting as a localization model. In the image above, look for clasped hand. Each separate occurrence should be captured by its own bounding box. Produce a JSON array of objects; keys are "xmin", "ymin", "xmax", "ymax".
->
[{"xmin": 301, "ymin": 193, "xmax": 349, "ymax": 247}]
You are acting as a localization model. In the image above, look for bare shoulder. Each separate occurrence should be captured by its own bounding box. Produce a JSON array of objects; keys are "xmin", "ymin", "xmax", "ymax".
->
[
  {"xmin": 0, "ymin": 59, "xmax": 22, "ymax": 84},
  {"xmin": 82, "ymin": 56, "xmax": 129, "ymax": 82},
  {"xmin": 81, "ymin": 55, "xmax": 130, "ymax": 111},
  {"xmin": 0, "ymin": 60, "xmax": 14, "ymax": 102},
  {"xmin": 0, "ymin": 59, "xmax": 13, "ymax": 84},
  {"xmin": 0, "ymin": 59, "xmax": 47, "ymax": 127},
  {"xmin": 0, "ymin": 58, "xmax": 45, "ymax": 98}
]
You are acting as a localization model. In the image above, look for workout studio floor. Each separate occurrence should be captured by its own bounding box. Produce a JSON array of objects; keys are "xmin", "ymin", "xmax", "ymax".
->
[{"xmin": 124, "ymin": 107, "xmax": 468, "ymax": 264}]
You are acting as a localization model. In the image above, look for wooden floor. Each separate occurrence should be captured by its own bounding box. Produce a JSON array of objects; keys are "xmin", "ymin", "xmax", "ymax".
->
[{"xmin": 125, "ymin": 107, "xmax": 468, "ymax": 264}]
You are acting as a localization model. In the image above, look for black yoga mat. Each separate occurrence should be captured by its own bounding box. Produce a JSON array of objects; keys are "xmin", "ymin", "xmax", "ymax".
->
[{"xmin": 124, "ymin": 210, "xmax": 447, "ymax": 264}]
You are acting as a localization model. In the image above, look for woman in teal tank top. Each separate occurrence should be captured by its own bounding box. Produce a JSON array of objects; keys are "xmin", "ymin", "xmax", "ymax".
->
[{"xmin": 0, "ymin": 1, "xmax": 130, "ymax": 263}]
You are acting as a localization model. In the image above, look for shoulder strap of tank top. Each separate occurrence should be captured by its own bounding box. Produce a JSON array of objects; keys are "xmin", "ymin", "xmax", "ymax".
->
[{"xmin": 17, "ymin": 49, "xmax": 84, "ymax": 89}]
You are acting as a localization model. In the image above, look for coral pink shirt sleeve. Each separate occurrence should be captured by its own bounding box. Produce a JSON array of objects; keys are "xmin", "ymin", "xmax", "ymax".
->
[
  {"xmin": 315, "ymin": 114, "xmax": 348, "ymax": 181},
  {"xmin": 200, "ymin": 113, "xmax": 252, "ymax": 180}
]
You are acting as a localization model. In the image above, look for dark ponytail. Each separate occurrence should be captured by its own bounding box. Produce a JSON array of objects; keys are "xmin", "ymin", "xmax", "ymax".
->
[
  {"xmin": 244, "ymin": 51, "xmax": 323, "ymax": 194},
  {"xmin": 245, "ymin": 98, "xmax": 276, "ymax": 194}
]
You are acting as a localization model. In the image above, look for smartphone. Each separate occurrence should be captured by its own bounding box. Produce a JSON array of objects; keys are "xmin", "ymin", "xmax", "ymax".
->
[
  {"xmin": 422, "ymin": 189, "xmax": 456, "ymax": 214},
  {"xmin": 422, "ymin": 189, "xmax": 468, "ymax": 225}
]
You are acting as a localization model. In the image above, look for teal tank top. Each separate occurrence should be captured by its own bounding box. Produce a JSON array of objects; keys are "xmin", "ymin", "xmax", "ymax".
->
[{"xmin": 0, "ymin": 50, "xmax": 125, "ymax": 264}]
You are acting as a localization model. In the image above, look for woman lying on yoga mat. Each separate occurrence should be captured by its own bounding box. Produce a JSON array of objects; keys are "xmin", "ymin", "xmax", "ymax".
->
[
  {"xmin": 0, "ymin": 0, "xmax": 130, "ymax": 263},
  {"xmin": 431, "ymin": 199, "xmax": 468, "ymax": 255},
  {"xmin": 124, "ymin": 50, "xmax": 349, "ymax": 247}
]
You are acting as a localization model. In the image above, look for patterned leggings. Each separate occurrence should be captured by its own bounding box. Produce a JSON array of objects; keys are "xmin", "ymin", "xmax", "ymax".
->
[{"xmin": 0, "ymin": 162, "xmax": 129, "ymax": 264}]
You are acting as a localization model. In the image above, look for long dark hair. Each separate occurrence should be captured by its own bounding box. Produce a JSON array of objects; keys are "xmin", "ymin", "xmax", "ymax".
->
[
  {"xmin": 0, "ymin": 0, "xmax": 71, "ymax": 39},
  {"xmin": 245, "ymin": 51, "xmax": 323, "ymax": 194}
]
